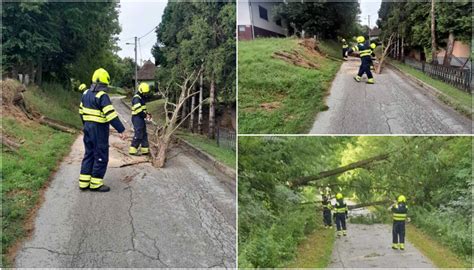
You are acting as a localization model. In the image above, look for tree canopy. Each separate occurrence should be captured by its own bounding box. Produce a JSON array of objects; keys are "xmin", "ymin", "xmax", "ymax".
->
[
  {"xmin": 273, "ymin": 1, "xmax": 361, "ymax": 39},
  {"xmin": 238, "ymin": 136, "xmax": 472, "ymax": 267},
  {"xmin": 2, "ymin": 2, "xmax": 121, "ymax": 86},
  {"xmin": 377, "ymin": 1, "xmax": 472, "ymax": 57},
  {"xmin": 152, "ymin": 2, "xmax": 235, "ymax": 103}
]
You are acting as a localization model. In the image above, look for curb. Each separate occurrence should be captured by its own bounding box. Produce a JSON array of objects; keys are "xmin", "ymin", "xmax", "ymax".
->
[
  {"xmin": 121, "ymin": 97, "xmax": 236, "ymax": 179},
  {"xmin": 387, "ymin": 62, "xmax": 472, "ymax": 119},
  {"xmin": 176, "ymin": 137, "xmax": 236, "ymax": 180}
]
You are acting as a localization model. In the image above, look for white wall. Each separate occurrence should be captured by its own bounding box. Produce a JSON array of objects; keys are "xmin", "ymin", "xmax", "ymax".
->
[
  {"xmin": 237, "ymin": 0, "xmax": 251, "ymax": 25},
  {"xmin": 249, "ymin": 1, "xmax": 285, "ymax": 35}
]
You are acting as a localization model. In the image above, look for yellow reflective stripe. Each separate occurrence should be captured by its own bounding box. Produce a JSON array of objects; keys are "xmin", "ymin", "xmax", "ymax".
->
[
  {"xmin": 393, "ymin": 213, "xmax": 407, "ymax": 217},
  {"xmin": 82, "ymin": 107, "xmax": 104, "ymax": 117},
  {"xmin": 102, "ymin": 104, "xmax": 114, "ymax": 114},
  {"xmin": 79, "ymin": 174, "xmax": 91, "ymax": 180},
  {"xmin": 132, "ymin": 103, "xmax": 142, "ymax": 110},
  {"xmin": 352, "ymin": 46, "xmax": 359, "ymax": 51},
  {"xmin": 90, "ymin": 177, "xmax": 103, "ymax": 189},
  {"xmin": 83, "ymin": 115, "xmax": 107, "ymax": 123},
  {"xmin": 132, "ymin": 107, "xmax": 144, "ymax": 115},
  {"xmin": 105, "ymin": 111, "xmax": 118, "ymax": 121},
  {"xmin": 360, "ymin": 49, "xmax": 372, "ymax": 57},
  {"xmin": 141, "ymin": 105, "xmax": 147, "ymax": 110},
  {"xmin": 129, "ymin": 146, "xmax": 138, "ymax": 154},
  {"xmin": 133, "ymin": 94, "xmax": 141, "ymax": 99},
  {"xmin": 95, "ymin": 91, "xmax": 106, "ymax": 98},
  {"xmin": 79, "ymin": 108, "xmax": 84, "ymax": 114},
  {"xmin": 83, "ymin": 89, "xmax": 88, "ymax": 95}
]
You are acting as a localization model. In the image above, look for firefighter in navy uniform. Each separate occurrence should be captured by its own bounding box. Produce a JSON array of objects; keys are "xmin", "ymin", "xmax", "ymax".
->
[
  {"xmin": 321, "ymin": 195, "xmax": 333, "ymax": 229},
  {"xmin": 346, "ymin": 36, "xmax": 375, "ymax": 84},
  {"xmin": 333, "ymin": 193, "xmax": 348, "ymax": 237},
  {"xmin": 78, "ymin": 68, "xmax": 126, "ymax": 192},
  {"xmin": 342, "ymin": 39, "xmax": 349, "ymax": 59},
  {"xmin": 391, "ymin": 195, "xmax": 408, "ymax": 250},
  {"xmin": 129, "ymin": 82, "xmax": 151, "ymax": 155}
]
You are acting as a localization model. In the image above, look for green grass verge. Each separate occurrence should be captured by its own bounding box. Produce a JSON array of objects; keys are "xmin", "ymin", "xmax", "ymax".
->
[
  {"xmin": 24, "ymin": 83, "xmax": 82, "ymax": 129},
  {"xmin": 407, "ymin": 224, "xmax": 471, "ymax": 269},
  {"xmin": 238, "ymin": 37, "xmax": 341, "ymax": 134},
  {"xmin": 285, "ymin": 225, "xmax": 335, "ymax": 268},
  {"xmin": 1, "ymin": 117, "xmax": 76, "ymax": 266},
  {"xmin": 175, "ymin": 130, "xmax": 235, "ymax": 168},
  {"xmin": 146, "ymin": 99, "xmax": 235, "ymax": 168},
  {"xmin": 390, "ymin": 61, "xmax": 472, "ymax": 116}
]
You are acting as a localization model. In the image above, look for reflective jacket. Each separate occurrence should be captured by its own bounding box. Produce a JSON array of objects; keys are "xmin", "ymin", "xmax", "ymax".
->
[
  {"xmin": 322, "ymin": 199, "xmax": 332, "ymax": 211},
  {"xmin": 342, "ymin": 43, "xmax": 349, "ymax": 49},
  {"xmin": 333, "ymin": 199, "xmax": 348, "ymax": 214},
  {"xmin": 131, "ymin": 93, "xmax": 147, "ymax": 118},
  {"xmin": 79, "ymin": 84, "xmax": 125, "ymax": 133},
  {"xmin": 348, "ymin": 43, "xmax": 373, "ymax": 60},
  {"xmin": 392, "ymin": 203, "xmax": 408, "ymax": 221}
]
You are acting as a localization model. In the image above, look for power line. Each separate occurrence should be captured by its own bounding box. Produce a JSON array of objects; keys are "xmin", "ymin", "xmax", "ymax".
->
[{"xmin": 138, "ymin": 25, "xmax": 158, "ymax": 39}]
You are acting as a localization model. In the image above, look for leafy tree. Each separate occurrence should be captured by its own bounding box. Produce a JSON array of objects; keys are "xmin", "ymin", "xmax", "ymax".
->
[
  {"xmin": 2, "ymin": 2, "xmax": 120, "ymax": 86},
  {"xmin": 273, "ymin": 2, "xmax": 361, "ymax": 39}
]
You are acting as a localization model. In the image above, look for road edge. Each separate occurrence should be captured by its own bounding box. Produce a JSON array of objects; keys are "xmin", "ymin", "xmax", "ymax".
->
[
  {"xmin": 386, "ymin": 62, "xmax": 472, "ymax": 120},
  {"xmin": 120, "ymin": 97, "xmax": 236, "ymax": 180}
]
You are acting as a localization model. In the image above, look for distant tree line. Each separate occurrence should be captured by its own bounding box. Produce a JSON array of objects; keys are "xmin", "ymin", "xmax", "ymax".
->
[
  {"xmin": 152, "ymin": 1, "xmax": 235, "ymax": 138},
  {"xmin": 273, "ymin": 1, "xmax": 361, "ymax": 39},
  {"xmin": 377, "ymin": 0, "xmax": 472, "ymax": 65},
  {"xmin": 2, "ymin": 2, "xmax": 133, "ymax": 88}
]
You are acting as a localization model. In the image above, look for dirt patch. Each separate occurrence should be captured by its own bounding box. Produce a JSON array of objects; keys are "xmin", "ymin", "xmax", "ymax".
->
[
  {"xmin": 260, "ymin": 101, "xmax": 281, "ymax": 111},
  {"xmin": 273, "ymin": 50, "xmax": 320, "ymax": 69}
]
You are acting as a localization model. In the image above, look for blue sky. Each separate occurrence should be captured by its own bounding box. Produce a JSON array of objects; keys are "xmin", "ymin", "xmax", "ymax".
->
[{"xmin": 117, "ymin": 1, "xmax": 167, "ymax": 64}]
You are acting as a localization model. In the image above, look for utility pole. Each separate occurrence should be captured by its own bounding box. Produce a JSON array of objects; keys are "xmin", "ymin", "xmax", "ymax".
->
[
  {"xmin": 134, "ymin": 36, "xmax": 138, "ymax": 89},
  {"xmin": 126, "ymin": 36, "xmax": 139, "ymax": 89},
  {"xmin": 368, "ymin": 15, "xmax": 371, "ymax": 41}
]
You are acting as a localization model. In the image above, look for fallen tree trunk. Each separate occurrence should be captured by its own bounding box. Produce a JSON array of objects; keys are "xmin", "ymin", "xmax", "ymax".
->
[
  {"xmin": 290, "ymin": 153, "xmax": 389, "ymax": 187},
  {"xmin": 2, "ymin": 135, "xmax": 21, "ymax": 152},
  {"xmin": 301, "ymin": 199, "xmax": 392, "ymax": 209},
  {"xmin": 348, "ymin": 200, "xmax": 392, "ymax": 210},
  {"xmin": 39, "ymin": 116, "xmax": 76, "ymax": 134}
]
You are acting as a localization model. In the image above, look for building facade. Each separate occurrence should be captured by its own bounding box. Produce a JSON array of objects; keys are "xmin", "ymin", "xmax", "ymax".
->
[{"xmin": 238, "ymin": 0, "xmax": 287, "ymax": 40}]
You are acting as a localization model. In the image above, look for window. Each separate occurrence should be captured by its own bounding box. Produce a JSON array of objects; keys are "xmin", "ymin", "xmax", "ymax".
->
[
  {"xmin": 258, "ymin": 5, "xmax": 268, "ymax": 21},
  {"xmin": 239, "ymin": 26, "xmax": 246, "ymax": 32},
  {"xmin": 276, "ymin": 19, "xmax": 282, "ymax": 26}
]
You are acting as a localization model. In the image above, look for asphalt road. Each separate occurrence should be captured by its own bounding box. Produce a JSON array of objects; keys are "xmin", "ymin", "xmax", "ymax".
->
[
  {"xmin": 328, "ymin": 201, "xmax": 435, "ymax": 268},
  {"xmin": 15, "ymin": 97, "xmax": 236, "ymax": 268},
  {"xmin": 328, "ymin": 223, "xmax": 435, "ymax": 268},
  {"xmin": 310, "ymin": 58, "xmax": 472, "ymax": 134}
]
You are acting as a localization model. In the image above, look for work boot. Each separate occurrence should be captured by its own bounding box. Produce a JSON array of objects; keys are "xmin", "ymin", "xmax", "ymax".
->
[
  {"xmin": 90, "ymin": 185, "xmax": 110, "ymax": 192},
  {"xmin": 354, "ymin": 76, "xmax": 361, "ymax": 82},
  {"xmin": 392, "ymin": 243, "xmax": 399, "ymax": 250},
  {"xmin": 343, "ymin": 230, "xmax": 347, "ymax": 236},
  {"xmin": 129, "ymin": 146, "xmax": 139, "ymax": 156},
  {"xmin": 367, "ymin": 78, "xmax": 375, "ymax": 84},
  {"xmin": 79, "ymin": 186, "xmax": 89, "ymax": 191},
  {"xmin": 399, "ymin": 243, "xmax": 405, "ymax": 250}
]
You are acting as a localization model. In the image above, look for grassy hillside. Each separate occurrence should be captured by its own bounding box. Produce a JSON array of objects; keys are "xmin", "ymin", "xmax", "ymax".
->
[
  {"xmin": 1, "ymin": 81, "xmax": 80, "ymax": 266},
  {"xmin": 238, "ymin": 38, "xmax": 341, "ymax": 134}
]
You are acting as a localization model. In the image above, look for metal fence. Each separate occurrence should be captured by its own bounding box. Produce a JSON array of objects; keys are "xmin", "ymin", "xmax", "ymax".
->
[
  {"xmin": 215, "ymin": 127, "xmax": 236, "ymax": 151},
  {"xmin": 404, "ymin": 58, "xmax": 472, "ymax": 93}
]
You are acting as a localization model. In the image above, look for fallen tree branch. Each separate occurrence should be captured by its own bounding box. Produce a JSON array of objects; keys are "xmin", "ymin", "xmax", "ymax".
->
[
  {"xmin": 39, "ymin": 116, "xmax": 76, "ymax": 134},
  {"xmin": 119, "ymin": 160, "xmax": 150, "ymax": 168},
  {"xmin": 348, "ymin": 200, "xmax": 392, "ymax": 210},
  {"xmin": 2, "ymin": 135, "xmax": 21, "ymax": 152},
  {"xmin": 290, "ymin": 153, "xmax": 390, "ymax": 187}
]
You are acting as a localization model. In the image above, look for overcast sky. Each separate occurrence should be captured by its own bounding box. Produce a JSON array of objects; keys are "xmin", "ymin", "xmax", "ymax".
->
[
  {"xmin": 359, "ymin": 0, "xmax": 381, "ymax": 28},
  {"xmin": 117, "ymin": 1, "xmax": 167, "ymax": 64}
]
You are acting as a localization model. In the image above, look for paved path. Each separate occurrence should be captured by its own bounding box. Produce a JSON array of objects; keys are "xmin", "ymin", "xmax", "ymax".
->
[
  {"xmin": 328, "ymin": 223, "xmax": 435, "ymax": 269},
  {"xmin": 310, "ymin": 58, "xmax": 472, "ymax": 134},
  {"xmin": 15, "ymin": 97, "xmax": 236, "ymax": 268}
]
